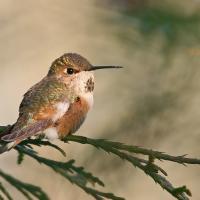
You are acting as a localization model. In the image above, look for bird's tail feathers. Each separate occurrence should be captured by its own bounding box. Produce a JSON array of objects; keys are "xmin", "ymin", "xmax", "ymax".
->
[
  {"xmin": 0, "ymin": 125, "xmax": 16, "ymax": 154},
  {"xmin": 0, "ymin": 142, "xmax": 15, "ymax": 154}
]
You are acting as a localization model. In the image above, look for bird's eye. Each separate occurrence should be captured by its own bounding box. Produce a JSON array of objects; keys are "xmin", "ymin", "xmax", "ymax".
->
[{"xmin": 66, "ymin": 68, "xmax": 74, "ymax": 75}]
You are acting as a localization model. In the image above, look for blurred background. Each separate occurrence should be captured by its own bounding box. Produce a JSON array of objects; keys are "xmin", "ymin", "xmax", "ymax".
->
[{"xmin": 0, "ymin": 0, "xmax": 200, "ymax": 199}]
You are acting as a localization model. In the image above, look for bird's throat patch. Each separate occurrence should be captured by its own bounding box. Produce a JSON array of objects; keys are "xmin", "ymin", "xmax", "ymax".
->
[{"xmin": 85, "ymin": 77, "xmax": 94, "ymax": 92}]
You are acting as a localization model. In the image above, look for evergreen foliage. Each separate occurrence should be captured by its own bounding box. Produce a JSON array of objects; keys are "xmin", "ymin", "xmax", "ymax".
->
[{"xmin": 1, "ymin": 126, "xmax": 199, "ymax": 200}]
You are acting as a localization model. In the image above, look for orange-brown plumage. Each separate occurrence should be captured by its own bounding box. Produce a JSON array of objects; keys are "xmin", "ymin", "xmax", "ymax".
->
[
  {"xmin": 56, "ymin": 97, "xmax": 90, "ymax": 139},
  {"xmin": 33, "ymin": 106, "xmax": 56, "ymax": 121},
  {"xmin": 0, "ymin": 53, "xmax": 122, "ymax": 153}
]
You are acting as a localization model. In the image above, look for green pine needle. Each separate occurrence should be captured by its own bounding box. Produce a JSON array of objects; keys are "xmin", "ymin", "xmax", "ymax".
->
[{"xmin": 0, "ymin": 182, "xmax": 13, "ymax": 200}]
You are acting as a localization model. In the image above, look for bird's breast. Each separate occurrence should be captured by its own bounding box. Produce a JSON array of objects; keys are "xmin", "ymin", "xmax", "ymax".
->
[
  {"xmin": 54, "ymin": 96, "xmax": 91, "ymax": 139},
  {"xmin": 80, "ymin": 92, "xmax": 93, "ymax": 110},
  {"xmin": 52, "ymin": 101, "xmax": 70, "ymax": 122}
]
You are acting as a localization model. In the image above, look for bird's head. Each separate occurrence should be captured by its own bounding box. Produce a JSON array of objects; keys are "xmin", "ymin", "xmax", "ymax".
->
[
  {"xmin": 48, "ymin": 53, "xmax": 122, "ymax": 94},
  {"xmin": 48, "ymin": 53, "xmax": 122, "ymax": 76}
]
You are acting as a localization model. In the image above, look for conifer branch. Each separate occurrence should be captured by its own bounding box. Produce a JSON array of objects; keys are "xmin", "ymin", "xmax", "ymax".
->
[
  {"xmin": 0, "ymin": 182, "xmax": 13, "ymax": 200},
  {"xmin": 14, "ymin": 145, "xmax": 124, "ymax": 200},
  {"xmin": 0, "ymin": 125, "xmax": 200, "ymax": 200},
  {"xmin": 0, "ymin": 169, "xmax": 49, "ymax": 200},
  {"xmin": 63, "ymin": 135, "xmax": 200, "ymax": 165}
]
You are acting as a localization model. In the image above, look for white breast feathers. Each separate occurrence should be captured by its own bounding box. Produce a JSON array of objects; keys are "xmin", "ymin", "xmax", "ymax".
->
[
  {"xmin": 52, "ymin": 102, "xmax": 70, "ymax": 122},
  {"xmin": 44, "ymin": 127, "xmax": 58, "ymax": 140},
  {"xmin": 81, "ymin": 92, "xmax": 94, "ymax": 109}
]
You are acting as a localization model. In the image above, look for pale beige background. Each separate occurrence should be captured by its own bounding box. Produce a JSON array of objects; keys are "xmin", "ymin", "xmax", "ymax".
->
[{"xmin": 0, "ymin": 0, "xmax": 200, "ymax": 199}]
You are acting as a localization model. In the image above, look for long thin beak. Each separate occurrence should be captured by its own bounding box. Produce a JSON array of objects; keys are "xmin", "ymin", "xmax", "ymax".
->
[{"xmin": 88, "ymin": 65, "xmax": 123, "ymax": 71}]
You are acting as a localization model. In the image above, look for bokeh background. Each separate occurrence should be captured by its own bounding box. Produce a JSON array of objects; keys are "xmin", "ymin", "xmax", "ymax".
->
[{"xmin": 0, "ymin": 0, "xmax": 200, "ymax": 199}]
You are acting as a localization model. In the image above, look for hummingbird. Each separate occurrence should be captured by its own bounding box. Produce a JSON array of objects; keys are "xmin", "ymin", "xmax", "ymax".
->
[{"xmin": 0, "ymin": 53, "xmax": 122, "ymax": 153}]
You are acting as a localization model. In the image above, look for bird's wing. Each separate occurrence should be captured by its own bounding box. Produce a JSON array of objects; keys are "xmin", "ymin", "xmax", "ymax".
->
[
  {"xmin": 2, "ymin": 77, "xmax": 71, "ymax": 142},
  {"xmin": 2, "ymin": 119, "xmax": 52, "ymax": 142}
]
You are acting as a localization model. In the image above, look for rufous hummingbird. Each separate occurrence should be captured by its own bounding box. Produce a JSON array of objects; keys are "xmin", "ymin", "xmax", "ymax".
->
[{"xmin": 0, "ymin": 53, "xmax": 122, "ymax": 153}]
